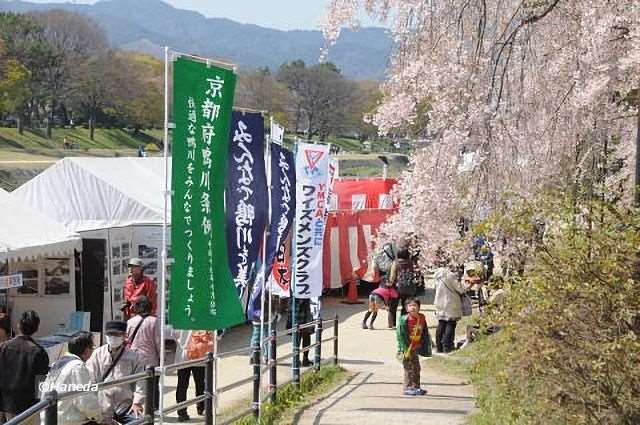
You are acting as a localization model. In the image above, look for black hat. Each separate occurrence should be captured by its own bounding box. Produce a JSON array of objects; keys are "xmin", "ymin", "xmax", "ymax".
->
[{"xmin": 105, "ymin": 321, "xmax": 127, "ymax": 333}]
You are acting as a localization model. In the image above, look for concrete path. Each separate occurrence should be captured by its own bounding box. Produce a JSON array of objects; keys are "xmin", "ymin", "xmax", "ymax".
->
[
  {"xmin": 292, "ymin": 299, "xmax": 476, "ymax": 425},
  {"xmin": 159, "ymin": 296, "xmax": 475, "ymax": 424}
]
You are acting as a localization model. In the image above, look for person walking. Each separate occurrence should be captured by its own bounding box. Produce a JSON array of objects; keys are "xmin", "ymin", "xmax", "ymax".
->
[
  {"xmin": 396, "ymin": 297, "xmax": 431, "ymax": 396},
  {"xmin": 86, "ymin": 321, "xmax": 145, "ymax": 424},
  {"xmin": 127, "ymin": 295, "xmax": 160, "ymax": 407},
  {"xmin": 434, "ymin": 268, "xmax": 468, "ymax": 353},
  {"xmin": 388, "ymin": 247, "xmax": 416, "ymax": 327},
  {"xmin": 0, "ymin": 310, "xmax": 49, "ymax": 425},
  {"xmin": 39, "ymin": 331, "xmax": 102, "ymax": 425},
  {"xmin": 286, "ymin": 298, "xmax": 313, "ymax": 367},
  {"xmin": 173, "ymin": 330, "xmax": 212, "ymax": 422},
  {"xmin": 123, "ymin": 258, "xmax": 157, "ymax": 319}
]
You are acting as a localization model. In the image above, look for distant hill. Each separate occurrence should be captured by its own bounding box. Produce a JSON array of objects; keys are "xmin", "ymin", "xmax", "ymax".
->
[{"xmin": 0, "ymin": 0, "xmax": 392, "ymax": 80}]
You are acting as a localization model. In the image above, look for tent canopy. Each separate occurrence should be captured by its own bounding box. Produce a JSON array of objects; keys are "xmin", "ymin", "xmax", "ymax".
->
[
  {"xmin": 0, "ymin": 187, "xmax": 81, "ymax": 262},
  {"xmin": 12, "ymin": 157, "xmax": 171, "ymax": 232}
]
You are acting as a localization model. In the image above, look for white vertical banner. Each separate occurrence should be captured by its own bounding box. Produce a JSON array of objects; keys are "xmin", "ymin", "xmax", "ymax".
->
[{"xmin": 293, "ymin": 142, "xmax": 330, "ymax": 298}]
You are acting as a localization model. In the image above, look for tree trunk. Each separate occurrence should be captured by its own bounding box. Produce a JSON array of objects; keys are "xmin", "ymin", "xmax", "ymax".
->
[
  {"xmin": 635, "ymin": 109, "xmax": 640, "ymax": 207},
  {"xmin": 89, "ymin": 109, "xmax": 95, "ymax": 141},
  {"xmin": 17, "ymin": 113, "xmax": 23, "ymax": 135},
  {"xmin": 46, "ymin": 99, "xmax": 56, "ymax": 139}
]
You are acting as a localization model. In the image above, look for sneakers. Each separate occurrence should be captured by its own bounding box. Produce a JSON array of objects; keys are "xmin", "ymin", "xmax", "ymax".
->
[
  {"xmin": 362, "ymin": 322, "xmax": 368, "ymax": 329},
  {"xmin": 403, "ymin": 388, "xmax": 427, "ymax": 396}
]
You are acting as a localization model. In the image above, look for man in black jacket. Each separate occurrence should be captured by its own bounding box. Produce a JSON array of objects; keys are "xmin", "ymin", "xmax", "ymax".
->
[{"xmin": 0, "ymin": 310, "xmax": 49, "ymax": 424}]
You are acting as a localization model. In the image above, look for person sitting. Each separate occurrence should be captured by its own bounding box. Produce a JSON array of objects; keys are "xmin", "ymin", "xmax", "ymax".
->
[
  {"xmin": 86, "ymin": 321, "xmax": 145, "ymax": 424},
  {"xmin": 39, "ymin": 331, "xmax": 102, "ymax": 425}
]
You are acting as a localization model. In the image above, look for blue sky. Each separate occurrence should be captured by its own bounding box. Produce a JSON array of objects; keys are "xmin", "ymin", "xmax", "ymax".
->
[{"xmin": 24, "ymin": 0, "xmax": 379, "ymax": 30}]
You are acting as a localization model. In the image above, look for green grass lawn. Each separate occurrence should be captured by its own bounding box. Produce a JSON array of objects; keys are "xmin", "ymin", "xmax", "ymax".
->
[{"xmin": 0, "ymin": 127, "xmax": 162, "ymax": 152}]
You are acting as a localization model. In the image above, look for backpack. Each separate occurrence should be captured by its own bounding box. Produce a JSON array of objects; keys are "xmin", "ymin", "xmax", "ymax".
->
[
  {"xmin": 375, "ymin": 244, "xmax": 395, "ymax": 274},
  {"xmin": 186, "ymin": 331, "xmax": 214, "ymax": 360},
  {"xmin": 395, "ymin": 259, "xmax": 416, "ymax": 296}
]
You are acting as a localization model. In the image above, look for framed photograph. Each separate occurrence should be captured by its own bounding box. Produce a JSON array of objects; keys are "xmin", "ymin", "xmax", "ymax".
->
[
  {"xmin": 112, "ymin": 245, "xmax": 121, "ymax": 259},
  {"xmin": 113, "ymin": 288, "xmax": 122, "ymax": 303},
  {"xmin": 112, "ymin": 261, "xmax": 121, "ymax": 276},
  {"xmin": 121, "ymin": 243, "xmax": 130, "ymax": 258},
  {"xmin": 44, "ymin": 258, "xmax": 70, "ymax": 296},
  {"xmin": 17, "ymin": 268, "xmax": 38, "ymax": 295},
  {"xmin": 138, "ymin": 245, "xmax": 158, "ymax": 259},
  {"xmin": 143, "ymin": 260, "xmax": 158, "ymax": 276}
]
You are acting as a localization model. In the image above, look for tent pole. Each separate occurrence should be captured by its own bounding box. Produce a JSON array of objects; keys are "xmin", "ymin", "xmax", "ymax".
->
[{"xmin": 159, "ymin": 45, "xmax": 170, "ymax": 424}]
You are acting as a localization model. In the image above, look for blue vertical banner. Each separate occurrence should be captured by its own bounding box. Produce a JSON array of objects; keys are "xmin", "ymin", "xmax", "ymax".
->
[
  {"xmin": 248, "ymin": 144, "xmax": 297, "ymax": 319},
  {"xmin": 225, "ymin": 111, "xmax": 268, "ymax": 310},
  {"xmin": 265, "ymin": 144, "xmax": 297, "ymax": 272}
]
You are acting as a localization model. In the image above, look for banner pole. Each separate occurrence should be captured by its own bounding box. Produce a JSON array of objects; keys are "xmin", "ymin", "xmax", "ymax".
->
[
  {"xmin": 257, "ymin": 116, "xmax": 272, "ymax": 420},
  {"xmin": 290, "ymin": 142, "xmax": 298, "ymax": 381},
  {"xmin": 159, "ymin": 45, "xmax": 170, "ymax": 424}
]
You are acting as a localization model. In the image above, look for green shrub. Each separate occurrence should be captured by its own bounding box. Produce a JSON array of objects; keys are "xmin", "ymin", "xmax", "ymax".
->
[
  {"xmin": 471, "ymin": 195, "xmax": 640, "ymax": 425},
  {"xmin": 234, "ymin": 366, "xmax": 345, "ymax": 425}
]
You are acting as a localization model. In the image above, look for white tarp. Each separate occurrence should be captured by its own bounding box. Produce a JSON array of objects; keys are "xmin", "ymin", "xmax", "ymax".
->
[
  {"xmin": 11, "ymin": 157, "xmax": 171, "ymax": 232},
  {"xmin": 0, "ymin": 188, "xmax": 81, "ymax": 262}
]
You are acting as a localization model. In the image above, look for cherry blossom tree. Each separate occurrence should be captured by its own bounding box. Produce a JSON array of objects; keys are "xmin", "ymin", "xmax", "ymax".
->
[{"xmin": 323, "ymin": 0, "xmax": 640, "ymax": 261}]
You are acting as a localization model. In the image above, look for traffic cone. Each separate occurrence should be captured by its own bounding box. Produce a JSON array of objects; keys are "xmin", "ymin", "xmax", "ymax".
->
[{"xmin": 341, "ymin": 276, "xmax": 363, "ymax": 304}]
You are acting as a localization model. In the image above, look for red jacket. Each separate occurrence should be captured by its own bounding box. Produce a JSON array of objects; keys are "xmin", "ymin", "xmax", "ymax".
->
[{"xmin": 124, "ymin": 275, "xmax": 158, "ymax": 318}]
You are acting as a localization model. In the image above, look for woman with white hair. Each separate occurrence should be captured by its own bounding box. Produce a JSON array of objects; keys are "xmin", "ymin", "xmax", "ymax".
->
[{"xmin": 433, "ymin": 268, "xmax": 468, "ymax": 353}]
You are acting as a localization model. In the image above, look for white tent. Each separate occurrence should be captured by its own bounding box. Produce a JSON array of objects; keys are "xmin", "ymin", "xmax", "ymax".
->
[
  {"xmin": 0, "ymin": 187, "xmax": 81, "ymax": 262},
  {"xmin": 12, "ymin": 157, "xmax": 171, "ymax": 232},
  {"xmin": 11, "ymin": 157, "xmax": 171, "ymax": 327}
]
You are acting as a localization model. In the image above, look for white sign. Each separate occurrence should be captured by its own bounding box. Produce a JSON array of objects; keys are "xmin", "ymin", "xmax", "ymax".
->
[
  {"xmin": 293, "ymin": 143, "xmax": 330, "ymax": 298},
  {"xmin": 0, "ymin": 274, "xmax": 23, "ymax": 290}
]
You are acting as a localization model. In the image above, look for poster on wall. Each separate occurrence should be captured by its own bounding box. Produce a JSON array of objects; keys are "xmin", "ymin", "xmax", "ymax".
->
[{"xmin": 44, "ymin": 258, "xmax": 70, "ymax": 295}]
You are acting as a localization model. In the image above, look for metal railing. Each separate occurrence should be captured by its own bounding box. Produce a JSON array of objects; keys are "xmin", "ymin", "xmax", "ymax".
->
[{"xmin": 7, "ymin": 314, "xmax": 340, "ymax": 425}]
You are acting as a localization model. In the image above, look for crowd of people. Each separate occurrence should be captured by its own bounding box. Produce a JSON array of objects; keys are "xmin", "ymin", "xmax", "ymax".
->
[
  {"xmin": 0, "ymin": 258, "xmax": 211, "ymax": 425},
  {"xmin": 362, "ymin": 235, "xmax": 503, "ymax": 395}
]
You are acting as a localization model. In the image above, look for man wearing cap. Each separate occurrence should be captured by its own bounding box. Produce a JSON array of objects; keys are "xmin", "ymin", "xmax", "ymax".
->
[
  {"xmin": 86, "ymin": 321, "xmax": 145, "ymax": 424},
  {"xmin": 123, "ymin": 258, "xmax": 157, "ymax": 319}
]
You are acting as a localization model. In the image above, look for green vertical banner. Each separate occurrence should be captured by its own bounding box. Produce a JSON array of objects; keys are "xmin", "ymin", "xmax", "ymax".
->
[{"xmin": 170, "ymin": 57, "xmax": 245, "ymax": 330}]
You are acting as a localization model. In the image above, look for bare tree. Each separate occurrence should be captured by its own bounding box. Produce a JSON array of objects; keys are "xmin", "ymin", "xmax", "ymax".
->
[{"xmin": 28, "ymin": 10, "xmax": 108, "ymax": 138}]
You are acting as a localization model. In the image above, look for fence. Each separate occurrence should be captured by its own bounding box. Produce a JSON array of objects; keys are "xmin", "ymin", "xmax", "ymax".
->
[{"xmin": 6, "ymin": 315, "xmax": 340, "ymax": 425}]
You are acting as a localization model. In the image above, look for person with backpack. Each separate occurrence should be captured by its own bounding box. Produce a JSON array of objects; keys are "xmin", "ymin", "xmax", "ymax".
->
[
  {"xmin": 388, "ymin": 247, "xmax": 416, "ymax": 328},
  {"xmin": 173, "ymin": 330, "xmax": 214, "ymax": 422}
]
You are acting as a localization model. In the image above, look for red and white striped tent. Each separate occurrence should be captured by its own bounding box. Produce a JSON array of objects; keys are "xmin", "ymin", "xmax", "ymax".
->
[{"xmin": 323, "ymin": 178, "xmax": 398, "ymax": 289}]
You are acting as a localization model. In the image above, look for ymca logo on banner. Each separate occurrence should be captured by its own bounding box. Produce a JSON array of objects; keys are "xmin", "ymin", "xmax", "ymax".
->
[{"xmin": 293, "ymin": 143, "xmax": 330, "ymax": 298}]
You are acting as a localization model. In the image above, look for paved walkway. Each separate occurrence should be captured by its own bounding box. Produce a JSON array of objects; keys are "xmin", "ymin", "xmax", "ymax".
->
[{"xmin": 159, "ymin": 296, "xmax": 475, "ymax": 424}]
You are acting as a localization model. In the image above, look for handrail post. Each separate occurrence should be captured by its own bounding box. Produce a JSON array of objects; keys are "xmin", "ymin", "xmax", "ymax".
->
[
  {"xmin": 44, "ymin": 390, "xmax": 58, "ymax": 425},
  {"xmin": 314, "ymin": 317, "xmax": 322, "ymax": 371},
  {"xmin": 293, "ymin": 323, "xmax": 301, "ymax": 388},
  {"xmin": 269, "ymin": 327, "xmax": 277, "ymax": 402},
  {"xmin": 205, "ymin": 352, "xmax": 214, "ymax": 425},
  {"xmin": 251, "ymin": 342, "xmax": 261, "ymax": 418},
  {"xmin": 144, "ymin": 366, "xmax": 155, "ymax": 424},
  {"xmin": 333, "ymin": 314, "xmax": 339, "ymax": 366}
]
